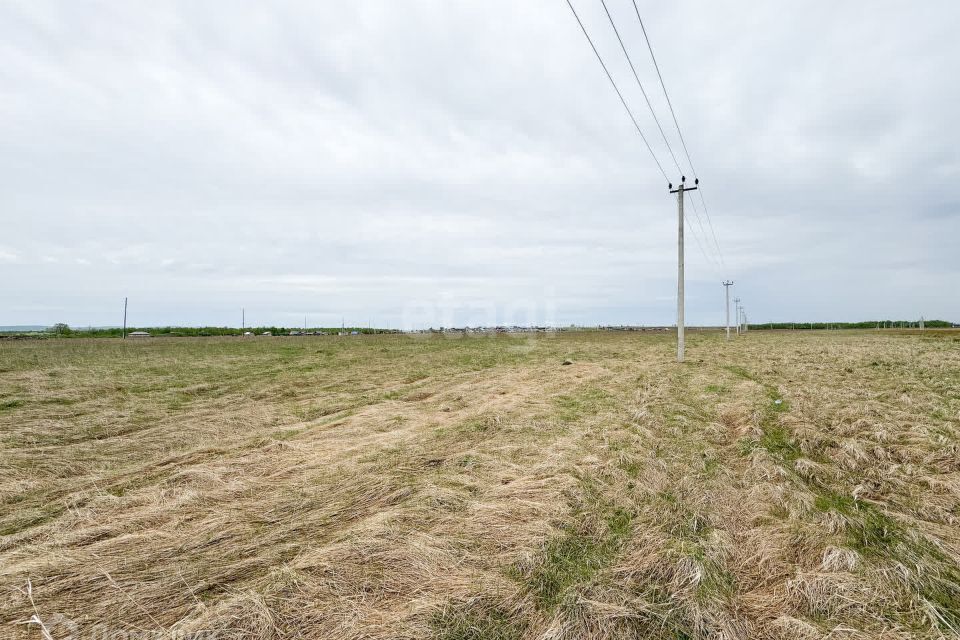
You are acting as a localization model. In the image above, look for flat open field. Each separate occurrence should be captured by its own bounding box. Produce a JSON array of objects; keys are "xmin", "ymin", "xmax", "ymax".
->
[{"xmin": 1, "ymin": 331, "xmax": 959, "ymax": 639}]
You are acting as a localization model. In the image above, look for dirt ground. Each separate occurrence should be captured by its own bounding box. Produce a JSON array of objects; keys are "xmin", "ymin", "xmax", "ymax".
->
[{"xmin": 1, "ymin": 330, "xmax": 958, "ymax": 639}]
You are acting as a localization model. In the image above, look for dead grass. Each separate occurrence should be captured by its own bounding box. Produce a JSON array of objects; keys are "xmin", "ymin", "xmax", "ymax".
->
[{"xmin": 1, "ymin": 330, "xmax": 959, "ymax": 638}]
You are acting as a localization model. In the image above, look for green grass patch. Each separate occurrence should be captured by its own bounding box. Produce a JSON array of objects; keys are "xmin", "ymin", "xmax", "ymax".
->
[
  {"xmin": 270, "ymin": 428, "xmax": 302, "ymax": 441},
  {"xmin": 0, "ymin": 503, "xmax": 66, "ymax": 536},
  {"xmin": 736, "ymin": 437, "xmax": 758, "ymax": 456},
  {"xmin": 813, "ymin": 488, "xmax": 960, "ymax": 631},
  {"xmin": 619, "ymin": 458, "xmax": 642, "ymax": 478},
  {"xmin": 294, "ymin": 402, "xmax": 349, "ymax": 421},
  {"xmin": 404, "ymin": 370, "xmax": 430, "ymax": 384},
  {"xmin": 552, "ymin": 386, "xmax": 615, "ymax": 423},
  {"xmin": 39, "ymin": 396, "xmax": 77, "ymax": 406},
  {"xmin": 518, "ymin": 503, "xmax": 633, "ymax": 611},
  {"xmin": 813, "ymin": 489, "xmax": 903, "ymax": 557},
  {"xmin": 107, "ymin": 470, "xmax": 174, "ymax": 497},
  {"xmin": 723, "ymin": 365, "xmax": 759, "ymax": 382},
  {"xmin": 457, "ymin": 415, "xmax": 499, "ymax": 434},
  {"xmin": 431, "ymin": 601, "xmax": 526, "ymax": 640},
  {"xmin": 0, "ymin": 398, "xmax": 23, "ymax": 410},
  {"xmin": 744, "ymin": 382, "xmax": 800, "ymax": 462},
  {"xmin": 759, "ymin": 424, "xmax": 801, "ymax": 462},
  {"xmin": 916, "ymin": 562, "xmax": 960, "ymax": 632}
]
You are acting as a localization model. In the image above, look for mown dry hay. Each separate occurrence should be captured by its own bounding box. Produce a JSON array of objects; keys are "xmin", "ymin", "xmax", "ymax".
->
[{"xmin": 1, "ymin": 330, "xmax": 959, "ymax": 639}]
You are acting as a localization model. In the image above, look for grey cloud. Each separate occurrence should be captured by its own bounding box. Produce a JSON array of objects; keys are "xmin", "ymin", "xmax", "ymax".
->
[{"xmin": 1, "ymin": 0, "xmax": 957, "ymax": 328}]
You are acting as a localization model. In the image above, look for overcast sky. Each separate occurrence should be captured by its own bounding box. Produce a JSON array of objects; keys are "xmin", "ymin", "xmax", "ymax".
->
[{"xmin": 2, "ymin": 0, "xmax": 957, "ymax": 328}]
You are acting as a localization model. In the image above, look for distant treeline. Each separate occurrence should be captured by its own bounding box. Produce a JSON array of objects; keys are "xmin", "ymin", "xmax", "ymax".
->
[
  {"xmin": 3, "ymin": 321, "xmax": 956, "ymax": 338},
  {"xmin": 748, "ymin": 320, "xmax": 953, "ymax": 330},
  {"xmin": 2, "ymin": 325, "xmax": 397, "ymax": 338}
]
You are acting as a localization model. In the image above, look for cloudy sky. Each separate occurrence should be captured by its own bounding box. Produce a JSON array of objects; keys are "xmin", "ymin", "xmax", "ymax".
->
[{"xmin": 2, "ymin": 0, "xmax": 957, "ymax": 328}]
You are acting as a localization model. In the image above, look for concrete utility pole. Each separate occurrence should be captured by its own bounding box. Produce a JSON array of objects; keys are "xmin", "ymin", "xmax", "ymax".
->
[
  {"xmin": 722, "ymin": 281, "xmax": 734, "ymax": 340},
  {"xmin": 920, "ymin": 316, "xmax": 925, "ymax": 330},
  {"xmin": 734, "ymin": 297, "xmax": 741, "ymax": 335},
  {"xmin": 122, "ymin": 297, "xmax": 128, "ymax": 339},
  {"xmin": 242, "ymin": 308, "xmax": 245, "ymax": 331},
  {"xmin": 669, "ymin": 177, "xmax": 698, "ymax": 362}
]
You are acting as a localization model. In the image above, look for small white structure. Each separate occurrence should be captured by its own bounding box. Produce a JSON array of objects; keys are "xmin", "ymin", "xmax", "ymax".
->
[{"xmin": 128, "ymin": 331, "xmax": 151, "ymax": 338}]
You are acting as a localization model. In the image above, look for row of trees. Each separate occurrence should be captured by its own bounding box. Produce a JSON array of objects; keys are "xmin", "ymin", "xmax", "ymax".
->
[{"xmin": 747, "ymin": 320, "xmax": 953, "ymax": 330}]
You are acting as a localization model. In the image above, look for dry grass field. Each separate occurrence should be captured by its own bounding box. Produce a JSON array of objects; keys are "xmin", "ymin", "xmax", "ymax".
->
[{"xmin": 1, "ymin": 330, "xmax": 959, "ymax": 639}]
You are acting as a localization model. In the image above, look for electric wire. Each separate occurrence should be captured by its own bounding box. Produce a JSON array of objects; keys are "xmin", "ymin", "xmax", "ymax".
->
[
  {"xmin": 685, "ymin": 196, "xmax": 720, "ymax": 269},
  {"xmin": 632, "ymin": 0, "xmax": 726, "ymax": 267},
  {"xmin": 601, "ymin": 0, "xmax": 719, "ymax": 268},
  {"xmin": 564, "ymin": 0, "xmax": 669, "ymax": 184},
  {"xmin": 599, "ymin": 0, "xmax": 682, "ymax": 174},
  {"xmin": 684, "ymin": 202, "xmax": 714, "ymax": 266},
  {"xmin": 566, "ymin": 0, "xmax": 716, "ymax": 269}
]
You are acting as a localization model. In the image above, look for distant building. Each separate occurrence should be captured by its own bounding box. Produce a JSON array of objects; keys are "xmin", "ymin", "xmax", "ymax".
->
[{"xmin": 128, "ymin": 331, "xmax": 151, "ymax": 338}]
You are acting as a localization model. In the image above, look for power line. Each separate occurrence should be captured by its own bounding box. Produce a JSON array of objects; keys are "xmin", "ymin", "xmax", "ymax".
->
[
  {"xmin": 691, "ymin": 183, "xmax": 723, "ymax": 266},
  {"xmin": 685, "ymin": 208, "xmax": 712, "ymax": 266},
  {"xmin": 685, "ymin": 195, "xmax": 720, "ymax": 268},
  {"xmin": 599, "ymin": 0, "xmax": 726, "ymax": 269},
  {"xmin": 564, "ymin": 0, "xmax": 668, "ymax": 184},
  {"xmin": 632, "ymin": 2, "xmax": 695, "ymax": 177},
  {"xmin": 564, "ymin": 0, "xmax": 716, "ymax": 271},
  {"xmin": 632, "ymin": 1, "xmax": 725, "ymax": 267},
  {"xmin": 599, "ymin": 0, "xmax": 682, "ymax": 174}
]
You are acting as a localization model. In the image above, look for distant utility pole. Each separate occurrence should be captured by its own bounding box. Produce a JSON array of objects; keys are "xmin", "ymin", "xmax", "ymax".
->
[
  {"xmin": 242, "ymin": 308, "xmax": 245, "ymax": 331},
  {"xmin": 734, "ymin": 297, "xmax": 741, "ymax": 336},
  {"xmin": 122, "ymin": 297, "xmax": 128, "ymax": 339},
  {"xmin": 669, "ymin": 176, "xmax": 698, "ymax": 362},
  {"xmin": 722, "ymin": 281, "xmax": 734, "ymax": 341},
  {"xmin": 920, "ymin": 316, "xmax": 925, "ymax": 330}
]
